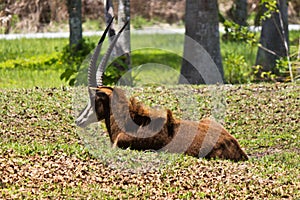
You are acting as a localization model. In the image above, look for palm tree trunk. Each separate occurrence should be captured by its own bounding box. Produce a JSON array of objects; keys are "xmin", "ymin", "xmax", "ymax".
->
[
  {"xmin": 256, "ymin": 0, "xmax": 289, "ymax": 75},
  {"xmin": 67, "ymin": 0, "xmax": 82, "ymax": 50},
  {"xmin": 180, "ymin": 0, "xmax": 223, "ymax": 84}
]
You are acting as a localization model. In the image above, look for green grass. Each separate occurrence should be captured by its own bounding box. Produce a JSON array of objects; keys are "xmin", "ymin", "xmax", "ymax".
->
[
  {"xmin": 0, "ymin": 38, "xmax": 69, "ymax": 88},
  {"xmin": 0, "ymin": 27, "xmax": 299, "ymax": 199},
  {"xmin": 221, "ymin": 40, "xmax": 257, "ymax": 67},
  {"xmin": 1, "ymin": 30, "xmax": 299, "ymax": 88},
  {"xmin": 0, "ymin": 68, "xmax": 66, "ymax": 88},
  {"xmin": 0, "ymin": 33, "xmax": 248, "ymax": 88},
  {"xmin": 0, "ymin": 84, "xmax": 299, "ymax": 199},
  {"xmin": 0, "ymin": 38, "xmax": 68, "ymax": 62}
]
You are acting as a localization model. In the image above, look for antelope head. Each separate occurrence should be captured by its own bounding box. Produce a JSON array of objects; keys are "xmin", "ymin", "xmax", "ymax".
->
[{"xmin": 76, "ymin": 18, "xmax": 129, "ymax": 128}]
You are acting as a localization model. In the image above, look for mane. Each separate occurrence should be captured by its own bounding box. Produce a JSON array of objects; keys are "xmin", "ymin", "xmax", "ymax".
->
[
  {"xmin": 108, "ymin": 88, "xmax": 175, "ymax": 143},
  {"xmin": 129, "ymin": 97, "xmax": 151, "ymax": 126}
]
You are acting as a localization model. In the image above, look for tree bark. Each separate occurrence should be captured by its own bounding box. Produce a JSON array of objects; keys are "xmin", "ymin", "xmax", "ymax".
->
[
  {"xmin": 117, "ymin": 0, "xmax": 131, "ymax": 68},
  {"xmin": 103, "ymin": 0, "xmax": 131, "ymax": 85},
  {"xmin": 103, "ymin": 0, "xmax": 131, "ymax": 63},
  {"xmin": 230, "ymin": 0, "xmax": 248, "ymax": 26},
  {"xmin": 67, "ymin": 0, "xmax": 82, "ymax": 50},
  {"xmin": 103, "ymin": 0, "xmax": 116, "ymax": 38},
  {"xmin": 256, "ymin": 0, "xmax": 289, "ymax": 74},
  {"xmin": 180, "ymin": 0, "xmax": 223, "ymax": 84}
]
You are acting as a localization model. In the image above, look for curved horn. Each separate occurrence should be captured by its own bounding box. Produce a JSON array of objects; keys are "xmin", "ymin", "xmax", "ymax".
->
[
  {"xmin": 88, "ymin": 17, "xmax": 114, "ymax": 87},
  {"xmin": 96, "ymin": 20, "xmax": 129, "ymax": 86},
  {"xmin": 76, "ymin": 17, "xmax": 116, "ymax": 128}
]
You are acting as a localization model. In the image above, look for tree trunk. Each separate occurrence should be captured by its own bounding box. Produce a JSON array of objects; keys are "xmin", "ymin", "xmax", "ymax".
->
[
  {"xmin": 67, "ymin": 0, "xmax": 82, "ymax": 50},
  {"xmin": 118, "ymin": 0, "xmax": 131, "ymax": 67},
  {"xmin": 180, "ymin": 0, "xmax": 223, "ymax": 84},
  {"xmin": 230, "ymin": 0, "xmax": 248, "ymax": 26},
  {"xmin": 255, "ymin": 0, "xmax": 289, "ymax": 74},
  {"xmin": 103, "ymin": 0, "xmax": 131, "ymax": 85},
  {"xmin": 103, "ymin": 0, "xmax": 131, "ymax": 63},
  {"xmin": 103, "ymin": 0, "xmax": 116, "ymax": 38}
]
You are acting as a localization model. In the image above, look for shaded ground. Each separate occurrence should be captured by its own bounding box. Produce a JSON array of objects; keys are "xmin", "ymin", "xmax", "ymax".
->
[{"xmin": 0, "ymin": 83, "xmax": 299, "ymax": 199}]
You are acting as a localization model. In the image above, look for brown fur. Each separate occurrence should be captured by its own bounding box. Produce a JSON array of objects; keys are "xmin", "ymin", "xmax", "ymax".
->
[{"xmin": 95, "ymin": 86, "xmax": 248, "ymax": 161}]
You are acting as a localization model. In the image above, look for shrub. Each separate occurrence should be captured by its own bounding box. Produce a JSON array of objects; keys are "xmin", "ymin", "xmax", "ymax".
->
[
  {"xmin": 223, "ymin": 52, "xmax": 254, "ymax": 84},
  {"xmin": 222, "ymin": 20, "xmax": 258, "ymax": 46},
  {"xmin": 0, "ymin": 52, "xmax": 61, "ymax": 70},
  {"xmin": 59, "ymin": 39, "xmax": 95, "ymax": 86}
]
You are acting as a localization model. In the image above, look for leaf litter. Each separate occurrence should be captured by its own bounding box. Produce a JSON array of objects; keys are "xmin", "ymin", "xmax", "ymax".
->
[{"xmin": 0, "ymin": 83, "xmax": 299, "ymax": 199}]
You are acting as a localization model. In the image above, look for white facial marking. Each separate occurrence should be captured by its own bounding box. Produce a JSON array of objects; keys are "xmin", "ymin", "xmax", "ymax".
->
[{"xmin": 76, "ymin": 99, "xmax": 98, "ymax": 128}]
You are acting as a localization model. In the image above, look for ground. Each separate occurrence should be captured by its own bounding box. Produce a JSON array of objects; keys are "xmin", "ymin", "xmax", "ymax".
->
[{"xmin": 0, "ymin": 83, "xmax": 299, "ymax": 199}]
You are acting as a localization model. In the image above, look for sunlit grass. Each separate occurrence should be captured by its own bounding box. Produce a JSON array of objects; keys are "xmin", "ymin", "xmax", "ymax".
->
[
  {"xmin": 0, "ymin": 84, "xmax": 299, "ymax": 198},
  {"xmin": 0, "ymin": 30, "xmax": 299, "ymax": 88},
  {"xmin": 0, "ymin": 38, "xmax": 68, "ymax": 62},
  {"xmin": 0, "ymin": 68, "xmax": 66, "ymax": 88}
]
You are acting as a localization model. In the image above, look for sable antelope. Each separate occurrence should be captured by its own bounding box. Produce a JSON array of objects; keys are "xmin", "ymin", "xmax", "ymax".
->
[{"xmin": 76, "ymin": 19, "xmax": 248, "ymax": 161}]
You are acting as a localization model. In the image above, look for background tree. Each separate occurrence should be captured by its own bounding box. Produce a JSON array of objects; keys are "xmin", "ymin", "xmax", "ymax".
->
[
  {"xmin": 103, "ymin": 0, "xmax": 130, "ymax": 63},
  {"xmin": 67, "ymin": 0, "xmax": 82, "ymax": 50},
  {"xmin": 103, "ymin": 0, "xmax": 131, "ymax": 84},
  {"xmin": 228, "ymin": 0, "xmax": 248, "ymax": 26},
  {"xmin": 117, "ymin": 0, "xmax": 131, "ymax": 68},
  {"xmin": 180, "ymin": 0, "xmax": 223, "ymax": 84},
  {"xmin": 256, "ymin": 0, "xmax": 289, "ymax": 75},
  {"xmin": 61, "ymin": 0, "xmax": 93, "ymax": 86}
]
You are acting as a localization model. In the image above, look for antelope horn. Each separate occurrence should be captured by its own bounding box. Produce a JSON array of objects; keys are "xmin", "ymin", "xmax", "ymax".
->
[
  {"xmin": 96, "ymin": 20, "xmax": 129, "ymax": 86},
  {"xmin": 75, "ymin": 17, "xmax": 114, "ymax": 128},
  {"xmin": 88, "ymin": 17, "xmax": 114, "ymax": 87}
]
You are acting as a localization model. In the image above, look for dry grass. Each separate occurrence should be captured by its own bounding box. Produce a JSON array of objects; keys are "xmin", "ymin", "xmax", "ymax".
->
[{"xmin": 0, "ymin": 83, "xmax": 299, "ymax": 199}]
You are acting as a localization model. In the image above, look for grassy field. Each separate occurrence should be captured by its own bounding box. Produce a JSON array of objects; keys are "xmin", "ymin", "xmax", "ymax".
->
[
  {"xmin": 0, "ymin": 31, "xmax": 299, "ymax": 198},
  {"xmin": 0, "ymin": 37, "xmax": 69, "ymax": 88},
  {"xmin": 0, "ymin": 83, "xmax": 299, "ymax": 199},
  {"xmin": 1, "ymin": 30, "xmax": 299, "ymax": 88},
  {"xmin": 0, "ymin": 33, "xmax": 257, "ymax": 88}
]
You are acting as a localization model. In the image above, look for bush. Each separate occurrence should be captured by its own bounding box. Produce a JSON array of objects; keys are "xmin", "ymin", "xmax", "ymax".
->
[
  {"xmin": 59, "ymin": 39, "xmax": 95, "ymax": 86},
  {"xmin": 62, "ymin": 48, "xmax": 182, "ymax": 86},
  {"xmin": 0, "ymin": 52, "xmax": 61, "ymax": 70},
  {"xmin": 223, "ymin": 52, "xmax": 254, "ymax": 84},
  {"xmin": 131, "ymin": 15, "xmax": 149, "ymax": 29},
  {"xmin": 222, "ymin": 20, "xmax": 258, "ymax": 46}
]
